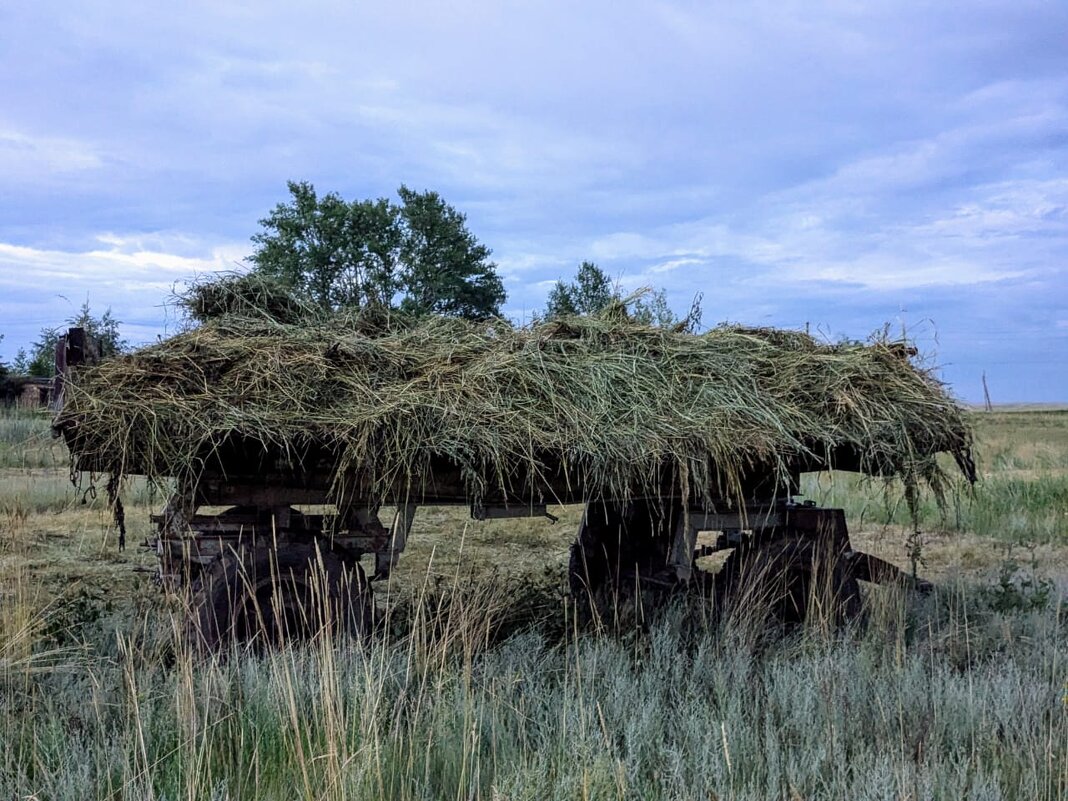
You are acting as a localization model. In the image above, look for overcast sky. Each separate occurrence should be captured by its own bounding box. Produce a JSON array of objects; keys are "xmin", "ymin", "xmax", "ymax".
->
[{"xmin": 1, "ymin": 1, "xmax": 1066, "ymax": 402}]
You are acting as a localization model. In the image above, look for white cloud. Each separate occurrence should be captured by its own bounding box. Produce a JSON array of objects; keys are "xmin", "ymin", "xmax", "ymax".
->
[
  {"xmin": 494, "ymin": 251, "xmax": 571, "ymax": 280},
  {"xmin": 0, "ymin": 127, "xmax": 103, "ymax": 179},
  {"xmin": 562, "ymin": 168, "xmax": 1065, "ymax": 293},
  {"xmin": 781, "ymin": 256, "xmax": 1025, "ymax": 290},
  {"xmin": 649, "ymin": 257, "xmax": 706, "ymax": 274},
  {"xmin": 348, "ymin": 98, "xmax": 640, "ymax": 193},
  {"xmin": 0, "ymin": 239, "xmax": 241, "ymax": 289},
  {"xmin": 1, "ymin": 1, "xmax": 1066, "ymax": 398},
  {"xmin": 589, "ymin": 232, "xmax": 665, "ymax": 261},
  {"xmin": 0, "ymin": 236, "xmax": 245, "ymax": 356}
]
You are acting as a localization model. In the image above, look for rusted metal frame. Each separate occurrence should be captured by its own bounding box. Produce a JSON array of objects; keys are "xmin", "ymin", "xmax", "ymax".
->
[
  {"xmin": 780, "ymin": 506, "xmax": 850, "ymax": 548},
  {"xmin": 845, "ymin": 551, "xmax": 934, "ymax": 593},
  {"xmin": 470, "ymin": 502, "xmax": 551, "ymax": 521},
  {"xmin": 374, "ymin": 503, "xmax": 416, "ymax": 580},
  {"xmin": 154, "ymin": 483, "xmax": 414, "ymax": 587},
  {"xmin": 195, "ymin": 482, "xmax": 333, "ymax": 507},
  {"xmin": 666, "ymin": 503, "xmax": 786, "ymax": 582},
  {"xmin": 759, "ymin": 505, "xmax": 931, "ymax": 591}
]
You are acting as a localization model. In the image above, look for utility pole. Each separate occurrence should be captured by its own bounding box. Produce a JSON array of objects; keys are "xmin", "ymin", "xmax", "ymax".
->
[{"xmin": 982, "ymin": 371, "xmax": 993, "ymax": 412}]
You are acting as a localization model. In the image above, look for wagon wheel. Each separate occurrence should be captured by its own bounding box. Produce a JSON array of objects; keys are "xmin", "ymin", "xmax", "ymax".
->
[
  {"xmin": 568, "ymin": 500, "xmax": 676, "ymax": 626},
  {"xmin": 712, "ymin": 537, "xmax": 861, "ymax": 627},
  {"xmin": 185, "ymin": 543, "xmax": 373, "ymax": 653}
]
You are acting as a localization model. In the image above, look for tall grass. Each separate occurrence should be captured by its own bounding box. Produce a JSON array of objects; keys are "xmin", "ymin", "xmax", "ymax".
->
[
  {"xmin": 1, "ymin": 409, "xmax": 1066, "ymax": 799},
  {"xmin": 0, "ymin": 407, "xmax": 65, "ymax": 469},
  {"xmin": 1, "ymin": 576, "xmax": 1064, "ymax": 800},
  {"xmin": 0, "ymin": 471, "xmax": 163, "ymax": 519},
  {"xmin": 802, "ymin": 410, "xmax": 1068, "ymax": 545},
  {"xmin": 803, "ymin": 470, "xmax": 1068, "ymax": 545},
  {"xmin": 0, "ymin": 406, "xmax": 163, "ymax": 518}
]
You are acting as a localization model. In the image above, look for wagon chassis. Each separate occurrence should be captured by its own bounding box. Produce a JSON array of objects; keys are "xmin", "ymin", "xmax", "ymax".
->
[
  {"xmin": 55, "ymin": 327, "xmax": 932, "ymax": 648},
  {"xmin": 146, "ymin": 473, "xmax": 923, "ymax": 646}
]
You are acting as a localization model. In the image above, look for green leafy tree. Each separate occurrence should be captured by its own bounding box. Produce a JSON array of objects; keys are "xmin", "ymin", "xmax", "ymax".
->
[
  {"xmin": 23, "ymin": 302, "xmax": 126, "ymax": 377},
  {"xmin": 545, "ymin": 261, "xmax": 614, "ymax": 317},
  {"xmin": 11, "ymin": 348, "xmax": 29, "ymax": 375},
  {"xmin": 543, "ymin": 262, "xmax": 702, "ymax": 331},
  {"xmin": 630, "ymin": 291, "xmax": 673, "ymax": 327},
  {"xmin": 396, "ymin": 186, "xmax": 504, "ymax": 319},
  {"xmin": 25, "ymin": 334, "xmax": 55, "ymax": 377},
  {"xmin": 250, "ymin": 182, "xmax": 401, "ymax": 310},
  {"xmin": 250, "ymin": 181, "xmax": 504, "ymax": 320}
]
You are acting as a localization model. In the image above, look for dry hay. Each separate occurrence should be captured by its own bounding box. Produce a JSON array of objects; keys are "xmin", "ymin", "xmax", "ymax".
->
[{"xmin": 54, "ymin": 275, "xmax": 974, "ymax": 511}]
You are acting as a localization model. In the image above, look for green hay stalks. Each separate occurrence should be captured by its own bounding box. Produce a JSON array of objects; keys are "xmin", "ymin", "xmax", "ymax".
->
[{"xmin": 54, "ymin": 281, "xmax": 973, "ymax": 515}]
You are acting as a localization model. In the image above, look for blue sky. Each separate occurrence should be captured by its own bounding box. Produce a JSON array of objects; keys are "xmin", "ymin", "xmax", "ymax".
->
[{"xmin": 1, "ymin": 1, "xmax": 1066, "ymax": 402}]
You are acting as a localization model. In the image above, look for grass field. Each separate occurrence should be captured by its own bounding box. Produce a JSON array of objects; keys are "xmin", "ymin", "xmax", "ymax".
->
[{"xmin": 1, "ymin": 407, "xmax": 1065, "ymax": 799}]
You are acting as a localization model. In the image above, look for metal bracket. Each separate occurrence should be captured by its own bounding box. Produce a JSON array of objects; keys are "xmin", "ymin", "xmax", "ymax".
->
[
  {"xmin": 470, "ymin": 503, "xmax": 552, "ymax": 521},
  {"xmin": 374, "ymin": 503, "xmax": 416, "ymax": 580}
]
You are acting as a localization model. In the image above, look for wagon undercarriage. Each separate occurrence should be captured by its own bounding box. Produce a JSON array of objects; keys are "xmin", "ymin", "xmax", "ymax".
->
[
  {"xmin": 150, "ymin": 475, "xmax": 924, "ymax": 649},
  {"xmin": 53, "ymin": 324, "xmax": 958, "ymax": 651}
]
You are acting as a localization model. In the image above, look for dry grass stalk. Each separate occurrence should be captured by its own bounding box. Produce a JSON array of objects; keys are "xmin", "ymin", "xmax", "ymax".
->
[{"xmin": 55, "ymin": 275, "xmax": 973, "ymax": 519}]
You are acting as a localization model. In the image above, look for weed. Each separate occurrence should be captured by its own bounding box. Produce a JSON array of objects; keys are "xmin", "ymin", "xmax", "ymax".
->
[{"xmin": 984, "ymin": 545, "xmax": 1054, "ymax": 613}]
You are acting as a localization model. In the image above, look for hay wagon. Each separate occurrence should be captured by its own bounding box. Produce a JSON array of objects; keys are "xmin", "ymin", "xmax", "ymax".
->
[{"xmin": 53, "ymin": 298, "xmax": 974, "ymax": 648}]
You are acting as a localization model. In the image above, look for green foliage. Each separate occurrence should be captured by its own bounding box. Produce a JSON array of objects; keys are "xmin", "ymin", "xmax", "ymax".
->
[
  {"xmin": 250, "ymin": 181, "xmax": 400, "ymax": 311},
  {"xmin": 545, "ymin": 261, "xmax": 702, "ymax": 330},
  {"xmin": 545, "ymin": 261, "xmax": 614, "ymax": 317},
  {"xmin": 40, "ymin": 586, "xmax": 114, "ymax": 647},
  {"xmin": 633, "ymin": 288, "xmax": 703, "ymax": 331},
  {"xmin": 19, "ymin": 301, "xmax": 126, "ymax": 378},
  {"xmin": 984, "ymin": 547, "xmax": 1053, "ymax": 612},
  {"xmin": 396, "ymin": 185, "xmax": 504, "ymax": 320},
  {"xmin": 250, "ymin": 181, "xmax": 504, "ymax": 320},
  {"xmin": 25, "ymin": 332, "xmax": 58, "ymax": 378},
  {"xmin": 11, "ymin": 349, "xmax": 29, "ymax": 375}
]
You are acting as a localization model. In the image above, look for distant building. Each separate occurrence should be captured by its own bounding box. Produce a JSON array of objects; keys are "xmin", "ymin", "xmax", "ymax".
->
[{"xmin": 1, "ymin": 376, "xmax": 53, "ymax": 409}]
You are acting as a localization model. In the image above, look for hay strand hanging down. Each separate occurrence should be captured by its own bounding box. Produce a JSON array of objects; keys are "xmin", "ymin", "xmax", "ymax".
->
[{"xmin": 54, "ymin": 278, "xmax": 973, "ymax": 509}]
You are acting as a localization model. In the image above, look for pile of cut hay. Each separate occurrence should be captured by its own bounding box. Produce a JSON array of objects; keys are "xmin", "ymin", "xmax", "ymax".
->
[{"xmin": 54, "ymin": 276, "xmax": 973, "ymax": 508}]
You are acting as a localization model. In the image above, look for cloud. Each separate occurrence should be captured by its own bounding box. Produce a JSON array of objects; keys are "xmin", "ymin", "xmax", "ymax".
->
[
  {"xmin": 551, "ymin": 80, "xmax": 1068, "ymax": 295},
  {"xmin": 0, "ymin": 238, "xmax": 242, "ymax": 290},
  {"xmin": 0, "ymin": 236, "xmax": 245, "ymax": 358},
  {"xmin": 494, "ymin": 251, "xmax": 571, "ymax": 281},
  {"xmin": 0, "ymin": 1, "xmax": 1066, "ymax": 399},
  {"xmin": 780, "ymin": 256, "xmax": 1025, "ymax": 290},
  {"xmin": 0, "ymin": 127, "xmax": 103, "ymax": 180},
  {"xmin": 350, "ymin": 99, "xmax": 640, "ymax": 193},
  {"xmin": 649, "ymin": 257, "xmax": 706, "ymax": 274},
  {"xmin": 913, "ymin": 178, "xmax": 1068, "ymax": 240}
]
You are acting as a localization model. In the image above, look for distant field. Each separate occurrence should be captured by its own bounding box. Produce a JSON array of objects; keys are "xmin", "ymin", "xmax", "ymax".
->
[
  {"xmin": 972, "ymin": 403, "xmax": 1068, "ymax": 412},
  {"xmin": 1, "ymin": 406, "xmax": 1065, "ymax": 800}
]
